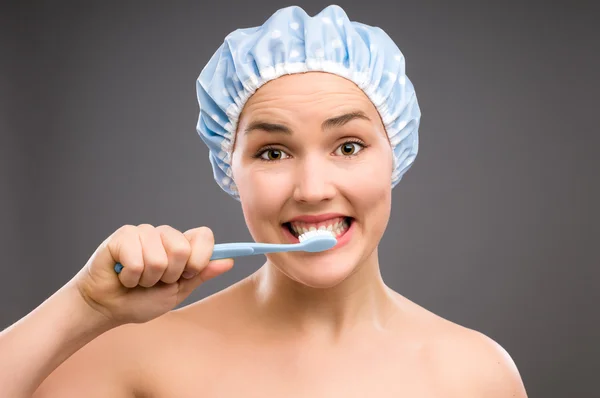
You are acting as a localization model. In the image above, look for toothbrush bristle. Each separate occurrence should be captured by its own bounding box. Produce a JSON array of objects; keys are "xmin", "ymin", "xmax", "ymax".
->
[{"xmin": 298, "ymin": 229, "xmax": 336, "ymax": 242}]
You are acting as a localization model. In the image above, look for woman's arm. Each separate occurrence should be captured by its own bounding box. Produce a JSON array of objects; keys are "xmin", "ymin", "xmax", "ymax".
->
[
  {"xmin": 1, "ymin": 224, "xmax": 231, "ymax": 397},
  {"xmin": 0, "ymin": 283, "xmax": 126, "ymax": 397}
]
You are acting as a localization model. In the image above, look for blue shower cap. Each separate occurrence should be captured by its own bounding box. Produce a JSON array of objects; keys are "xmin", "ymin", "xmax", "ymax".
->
[{"xmin": 196, "ymin": 4, "xmax": 421, "ymax": 200}]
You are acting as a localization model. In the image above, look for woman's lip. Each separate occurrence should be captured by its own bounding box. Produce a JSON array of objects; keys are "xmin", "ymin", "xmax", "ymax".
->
[{"xmin": 281, "ymin": 220, "xmax": 354, "ymax": 250}]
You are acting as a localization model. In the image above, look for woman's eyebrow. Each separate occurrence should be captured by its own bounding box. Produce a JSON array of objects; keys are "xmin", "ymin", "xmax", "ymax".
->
[
  {"xmin": 322, "ymin": 110, "xmax": 371, "ymax": 130},
  {"xmin": 244, "ymin": 122, "xmax": 292, "ymax": 135}
]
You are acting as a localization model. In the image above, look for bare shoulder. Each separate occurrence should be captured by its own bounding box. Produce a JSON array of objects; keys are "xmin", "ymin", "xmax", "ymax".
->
[
  {"xmin": 398, "ymin": 297, "xmax": 528, "ymax": 398},
  {"xmin": 36, "ymin": 282, "xmax": 246, "ymax": 397},
  {"xmin": 441, "ymin": 325, "xmax": 527, "ymax": 397},
  {"xmin": 35, "ymin": 320, "xmax": 147, "ymax": 397}
]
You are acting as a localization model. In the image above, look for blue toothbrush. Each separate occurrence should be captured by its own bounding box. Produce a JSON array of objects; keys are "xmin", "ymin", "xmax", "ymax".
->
[{"xmin": 114, "ymin": 230, "xmax": 336, "ymax": 274}]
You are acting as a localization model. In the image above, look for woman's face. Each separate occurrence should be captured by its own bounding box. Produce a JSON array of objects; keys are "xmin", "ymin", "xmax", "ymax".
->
[{"xmin": 231, "ymin": 72, "xmax": 393, "ymax": 288}]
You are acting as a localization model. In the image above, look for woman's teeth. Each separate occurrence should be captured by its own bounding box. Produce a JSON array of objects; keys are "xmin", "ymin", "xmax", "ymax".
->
[{"xmin": 288, "ymin": 217, "xmax": 351, "ymax": 238}]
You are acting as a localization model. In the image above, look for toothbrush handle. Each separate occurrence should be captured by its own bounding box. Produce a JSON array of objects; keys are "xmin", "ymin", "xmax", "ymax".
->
[
  {"xmin": 209, "ymin": 243, "xmax": 255, "ymax": 260},
  {"xmin": 210, "ymin": 242, "xmax": 301, "ymax": 259},
  {"xmin": 248, "ymin": 243, "xmax": 301, "ymax": 255},
  {"xmin": 114, "ymin": 242, "xmax": 295, "ymax": 273}
]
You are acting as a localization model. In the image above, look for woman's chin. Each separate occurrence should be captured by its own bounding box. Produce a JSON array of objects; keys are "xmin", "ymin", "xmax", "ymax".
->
[
  {"xmin": 282, "ymin": 256, "xmax": 358, "ymax": 289},
  {"xmin": 264, "ymin": 222, "xmax": 365, "ymax": 288}
]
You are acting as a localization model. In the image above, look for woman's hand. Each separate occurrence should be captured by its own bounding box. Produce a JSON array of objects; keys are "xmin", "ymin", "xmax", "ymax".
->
[{"xmin": 72, "ymin": 224, "xmax": 234, "ymax": 326}]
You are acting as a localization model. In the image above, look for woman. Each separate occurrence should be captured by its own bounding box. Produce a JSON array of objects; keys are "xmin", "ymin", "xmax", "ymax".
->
[{"xmin": 1, "ymin": 5, "xmax": 527, "ymax": 397}]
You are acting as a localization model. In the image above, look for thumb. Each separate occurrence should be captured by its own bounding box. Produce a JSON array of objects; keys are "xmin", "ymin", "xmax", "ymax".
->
[{"xmin": 178, "ymin": 258, "xmax": 234, "ymax": 295}]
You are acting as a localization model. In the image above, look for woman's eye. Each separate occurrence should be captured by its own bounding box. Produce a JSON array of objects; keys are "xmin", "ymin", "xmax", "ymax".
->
[
  {"xmin": 335, "ymin": 142, "xmax": 364, "ymax": 156},
  {"xmin": 259, "ymin": 148, "xmax": 289, "ymax": 161}
]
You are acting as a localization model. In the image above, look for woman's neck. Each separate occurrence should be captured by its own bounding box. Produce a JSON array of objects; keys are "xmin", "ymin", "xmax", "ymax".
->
[{"xmin": 248, "ymin": 248, "xmax": 400, "ymax": 340}]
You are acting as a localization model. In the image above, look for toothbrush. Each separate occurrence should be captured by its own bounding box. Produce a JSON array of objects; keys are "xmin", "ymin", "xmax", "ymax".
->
[{"xmin": 113, "ymin": 229, "xmax": 337, "ymax": 274}]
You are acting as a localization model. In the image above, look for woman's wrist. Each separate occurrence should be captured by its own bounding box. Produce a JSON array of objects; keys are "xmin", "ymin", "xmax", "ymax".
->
[{"xmin": 60, "ymin": 281, "xmax": 121, "ymax": 335}]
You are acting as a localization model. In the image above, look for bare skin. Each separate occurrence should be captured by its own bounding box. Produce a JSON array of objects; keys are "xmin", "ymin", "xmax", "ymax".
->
[
  {"xmin": 33, "ymin": 275, "xmax": 526, "ymax": 397},
  {"xmin": 1, "ymin": 73, "xmax": 527, "ymax": 397}
]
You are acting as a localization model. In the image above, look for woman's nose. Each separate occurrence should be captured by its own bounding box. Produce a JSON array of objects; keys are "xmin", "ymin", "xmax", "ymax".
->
[{"xmin": 292, "ymin": 157, "xmax": 336, "ymax": 203}]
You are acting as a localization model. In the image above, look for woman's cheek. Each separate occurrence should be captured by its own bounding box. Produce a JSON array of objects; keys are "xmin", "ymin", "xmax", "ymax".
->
[
  {"xmin": 346, "ymin": 155, "xmax": 388, "ymax": 186},
  {"xmin": 240, "ymin": 165, "xmax": 293, "ymax": 210},
  {"xmin": 345, "ymin": 154, "xmax": 392, "ymax": 209}
]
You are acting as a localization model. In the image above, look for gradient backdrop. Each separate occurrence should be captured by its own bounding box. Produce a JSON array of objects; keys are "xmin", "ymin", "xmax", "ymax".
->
[{"xmin": 1, "ymin": 1, "xmax": 598, "ymax": 396}]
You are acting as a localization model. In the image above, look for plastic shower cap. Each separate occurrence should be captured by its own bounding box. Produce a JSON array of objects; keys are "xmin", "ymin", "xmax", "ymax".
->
[{"xmin": 196, "ymin": 4, "xmax": 421, "ymax": 200}]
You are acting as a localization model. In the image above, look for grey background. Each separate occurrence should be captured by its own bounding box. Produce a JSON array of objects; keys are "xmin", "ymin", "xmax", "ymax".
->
[{"xmin": 1, "ymin": 0, "xmax": 598, "ymax": 396}]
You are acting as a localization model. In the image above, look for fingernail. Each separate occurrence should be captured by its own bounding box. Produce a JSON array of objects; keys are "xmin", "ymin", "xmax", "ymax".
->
[{"xmin": 182, "ymin": 271, "xmax": 197, "ymax": 279}]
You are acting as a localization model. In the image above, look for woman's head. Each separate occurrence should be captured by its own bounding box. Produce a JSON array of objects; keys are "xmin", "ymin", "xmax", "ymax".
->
[
  {"xmin": 195, "ymin": 5, "xmax": 421, "ymax": 286},
  {"xmin": 231, "ymin": 72, "xmax": 393, "ymax": 287}
]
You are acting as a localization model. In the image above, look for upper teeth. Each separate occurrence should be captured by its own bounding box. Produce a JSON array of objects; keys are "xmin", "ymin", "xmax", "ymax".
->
[{"xmin": 290, "ymin": 217, "xmax": 349, "ymax": 237}]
